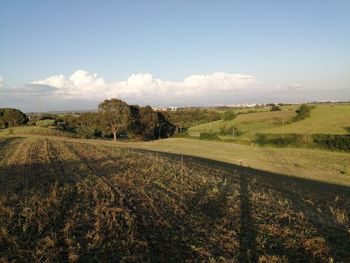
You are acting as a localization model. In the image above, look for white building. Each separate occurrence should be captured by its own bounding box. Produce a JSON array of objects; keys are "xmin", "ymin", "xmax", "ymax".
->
[{"xmin": 168, "ymin": 106, "xmax": 178, "ymax": 111}]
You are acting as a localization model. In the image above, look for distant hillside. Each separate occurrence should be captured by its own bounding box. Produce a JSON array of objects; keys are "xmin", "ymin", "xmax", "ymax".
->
[
  {"xmin": 189, "ymin": 105, "xmax": 298, "ymax": 137},
  {"xmin": 261, "ymin": 104, "xmax": 350, "ymax": 134},
  {"xmin": 189, "ymin": 104, "xmax": 350, "ymax": 137}
]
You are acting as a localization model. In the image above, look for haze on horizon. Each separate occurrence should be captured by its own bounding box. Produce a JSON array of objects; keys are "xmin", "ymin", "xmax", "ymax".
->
[{"xmin": 0, "ymin": 0, "xmax": 349, "ymax": 112}]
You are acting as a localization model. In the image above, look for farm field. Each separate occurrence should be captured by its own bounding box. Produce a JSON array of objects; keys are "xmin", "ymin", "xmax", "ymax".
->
[
  {"xmin": 189, "ymin": 104, "xmax": 350, "ymax": 138},
  {"xmin": 0, "ymin": 135, "xmax": 350, "ymax": 262},
  {"xmin": 0, "ymin": 126, "xmax": 76, "ymax": 138},
  {"xmin": 2, "ymin": 127, "xmax": 350, "ymax": 186}
]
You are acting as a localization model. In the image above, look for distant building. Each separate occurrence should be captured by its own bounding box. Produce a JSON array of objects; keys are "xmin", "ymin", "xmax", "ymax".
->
[
  {"xmin": 152, "ymin": 107, "xmax": 168, "ymax": 112},
  {"xmin": 168, "ymin": 106, "xmax": 178, "ymax": 111},
  {"xmin": 226, "ymin": 103, "xmax": 258, "ymax": 108}
]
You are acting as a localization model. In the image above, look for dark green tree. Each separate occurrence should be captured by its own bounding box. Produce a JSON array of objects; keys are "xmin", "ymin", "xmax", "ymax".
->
[
  {"xmin": 270, "ymin": 105, "xmax": 282, "ymax": 111},
  {"xmin": 222, "ymin": 110, "xmax": 236, "ymax": 121},
  {"xmin": 0, "ymin": 108, "xmax": 28, "ymax": 128},
  {"xmin": 98, "ymin": 99, "xmax": 132, "ymax": 141},
  {"xmin": 155, "ymin": 112, "xmax": 176, "ymax": 139},
  {"xmin": 139, "ymin": 106, "xmax": 158, "ymax": 139}
]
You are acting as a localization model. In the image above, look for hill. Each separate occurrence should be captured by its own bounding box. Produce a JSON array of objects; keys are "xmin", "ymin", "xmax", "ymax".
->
[
  {"xmin": 0, "ymin": 135, "xmax": 350, "ymax": 261},
  {"xmin": 188, "ymin": 105, "xmax": 297, "ymax": 138},
  {"xmin": 119, "ymin": 138, "xmax": 350, "ymax": 186},
  {"xmin": 189, "ymin": 104, "xmax": 350, "ymax": 138},
  {"xmin": 261, "ymin": 103, "xmax": 350, "ymax": 134}
]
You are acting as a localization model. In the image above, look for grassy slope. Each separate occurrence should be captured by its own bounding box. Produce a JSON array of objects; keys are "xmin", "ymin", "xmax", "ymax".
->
[
  {"xmin": 261, "ymin": 104, "xmax": 350, "ymax": 134},
  {"xmin": 1, "ymin": 136, "xmax": 350, "ymax": 262},
  {"xmin": 189, "ymin": 106, "xmax": 297, "ymax": 137},
  {"xmin": 189, "ymin": 104, "xmax": 350, "ymax": 137},
  {"xmin": 117, "ymin": 138, "xmax": 350, "ymax": 187}
]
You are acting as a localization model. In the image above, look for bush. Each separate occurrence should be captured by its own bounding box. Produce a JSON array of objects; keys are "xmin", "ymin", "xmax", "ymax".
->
[
  {"xmin": 36, "ymin": 119, "xmax": 56, "ymax": 127},
  {"xmin": 255, "ymin": 133, "xmax": 311, "ymax": 147},
  {"xmin": 254, "ymin": 133, "xmax": 350, "ymax": 152},
  {"xmin": 222, "ymin": 110, "xmax": 236, "ymax": 121},
  {"xmin": 219, "ymin": 125, "xmax": 243, "ymax": 136},
  {"xmin": 199, "ymin": 132, "xmax": 219, "ymax": 140},
  {"xmin": 293, "ymin": 104, "xmax": 314, "ymax": 122},
  {"xmin": 75, "ymin": 126, "xmax": 100, "ymax": 139},
  {"xmin": 313, "ymin": 134, "xmax": 350, "ymax": 152},
  {"xmin": 270, "ymin": 105, "xmax": 282, "ymax": 111},
  {"xmin": 254, "ymin": 133, "xmax": 269, "ymax": 145}
]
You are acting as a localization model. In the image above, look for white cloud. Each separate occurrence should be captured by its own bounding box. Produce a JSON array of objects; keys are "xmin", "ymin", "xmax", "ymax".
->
[
  {"xmin": 0, "ymin": 76, "xmax": 3, "ymax": 88},
  {"xmin": 32, "ymin": 70, "xmax": 260, "ymax": 100}
]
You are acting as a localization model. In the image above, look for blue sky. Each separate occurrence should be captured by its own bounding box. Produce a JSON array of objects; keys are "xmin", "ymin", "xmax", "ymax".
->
[{"xmin": 0, "ymin": 0, "xmax": 349, "ymax": 111}]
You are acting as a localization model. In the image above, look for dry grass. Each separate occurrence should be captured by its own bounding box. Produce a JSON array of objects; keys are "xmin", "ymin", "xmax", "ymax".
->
[
  {"xmin": 0, "ymin": 136, "xmax": 349, "ymax": 262},
  {"xmin": 116, "ymin": 138, "xmax": 350, "ymax": 187}
]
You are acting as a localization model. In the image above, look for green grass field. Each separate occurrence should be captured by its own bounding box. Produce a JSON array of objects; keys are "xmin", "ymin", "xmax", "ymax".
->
[
  {"xmin": 189, "ymin": 103, "xmax": 350, "ymax": 138},
  {"xmin": 189, "ymin": 105, "xmax": 297, "ymax": 137},
  {"xmin": 261, "ymin": 103, "xmax": 350, "ymax": 134}
]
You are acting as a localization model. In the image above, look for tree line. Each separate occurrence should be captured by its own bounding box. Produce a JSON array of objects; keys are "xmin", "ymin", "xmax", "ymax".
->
[{"xmin": 27, "ymin": 99, "xmax": 176, "ymax": 141}]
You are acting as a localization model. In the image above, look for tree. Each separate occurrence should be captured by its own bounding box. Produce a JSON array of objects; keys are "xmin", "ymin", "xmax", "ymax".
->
[
  {"xmin": 207, "ymin": 110, "xmax": 221, "ymax": 122},
  {"xmin": 0, "ymin": 108, "xmax": 28, "ymax": 128},
  {"xmin": 270, "ymin": 105, "xmax": 282, "ymax": 111},
  {"xmin": 98, "ymin": 99, "xmax": 132, "ymax": 141},
  {"xmin": 222, "ymin": 110, "xmax": 236, "ymax": 121},
  {"xmin": 139, "ymin": 106, "xmax": 158, "ymax": 139},
  {"xmin": 155, "ymin": 112, "xmax": 176, "ymax": 139}
]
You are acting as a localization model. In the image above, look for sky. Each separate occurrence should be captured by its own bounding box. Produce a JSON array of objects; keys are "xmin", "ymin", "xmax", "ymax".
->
[{"xmin": 0, "ymin": 0, "xmax": 349, "ymax": 111}]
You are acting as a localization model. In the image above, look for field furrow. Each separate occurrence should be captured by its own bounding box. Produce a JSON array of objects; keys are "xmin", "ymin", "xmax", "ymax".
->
[{"xmin": 0, "ymin": 137, "xmax": 349, "ymax": 262}]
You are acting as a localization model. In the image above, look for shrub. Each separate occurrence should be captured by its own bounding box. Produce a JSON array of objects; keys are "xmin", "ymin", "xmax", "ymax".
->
[
  {"xmin": 255, "ymin": 133, "xmax": 311, "ymax": 147},
  {"xmin": 219, "ymin": 125, "xmax": 243, "ymax": 136},
  {"xmin": 222, "ymin": 110, "xmax": 236, "ymax": 121},
  {"xmin": 313, "ymin": 134, "xmax": 350, "ymax": 152},
  {"xmin": 254, "ymin": 133, "xmax": 350, "ymax": 152},
  {"xmin": 199, "ymin": 132, "xmax": 219, "ymax": 140},
  {"xmin": 270, "ymin": 105, "xmax": 282, "ymax": 111},
  {"xmin": 293, "ymin": 104, "xmax": 314, "ymax": 122},
  {"xmin": 75, "ymin": 126, "xmax": 100, "ymax": 139},
  {"xmin": 254, "ymin": 133, "xmax": 269, "ymax": 145}
]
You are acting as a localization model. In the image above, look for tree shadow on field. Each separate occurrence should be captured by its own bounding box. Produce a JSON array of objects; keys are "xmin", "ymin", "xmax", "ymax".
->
[
  {"xmin": 0, "ymin": 144, "xmax": 350, "ymax": 262},
  {"xmin": 238, "ymin": 172, "xmax": 258, "ymax": 262},
  {"xmin": 132, "ymin": 149, "xmax": 350, "ymax": 262}
]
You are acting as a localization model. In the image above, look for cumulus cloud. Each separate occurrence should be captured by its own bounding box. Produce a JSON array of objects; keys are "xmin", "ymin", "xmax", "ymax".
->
[
  {"xmin": 3, "ymin": 70, "xmax": 348, "ymax": 111},
  {"xmin": 32, "ymin": 70, "xmax": 260, "ymax": 100}
]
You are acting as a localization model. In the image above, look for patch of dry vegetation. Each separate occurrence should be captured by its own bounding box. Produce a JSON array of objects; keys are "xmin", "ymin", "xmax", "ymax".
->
[{"xmin": 0, "ymin": 137, "xmax": 349, "ymax": 262}]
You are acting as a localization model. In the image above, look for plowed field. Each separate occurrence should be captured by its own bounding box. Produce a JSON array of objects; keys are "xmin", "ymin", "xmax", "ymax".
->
[{"xmin": 0, "ymin": 136, "xmax": 349, "ymax": 262}]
